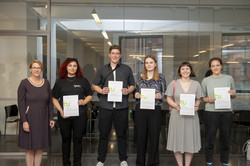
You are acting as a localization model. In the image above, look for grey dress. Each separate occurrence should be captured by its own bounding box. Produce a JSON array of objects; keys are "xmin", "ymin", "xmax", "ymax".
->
[
  {"xmin": 18, "ymin": 78, "xmax": 53, "ymax": 150},
  {"xmin": 166, "ymin": 79, "xmax": 204, "ymax": 153}
]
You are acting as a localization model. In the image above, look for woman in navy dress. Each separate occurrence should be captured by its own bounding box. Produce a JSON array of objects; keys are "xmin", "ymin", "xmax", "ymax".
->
[{"xmin": 18, "ymin": 60, "xmax": 55, "ymax": 166}]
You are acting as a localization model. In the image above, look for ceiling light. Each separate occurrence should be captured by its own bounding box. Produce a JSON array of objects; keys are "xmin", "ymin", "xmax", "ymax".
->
[
  {"xmin": 226, "ymin": 61, "xmax": 239, "ymax": 64},
  {"xmin": 193, "ymin": 54, "xmax": 199, "ymax": 57},
  {"xmin": 129, "ymin": 55, "xmax": 145, "ymax": 57},
  {"xmin": 199, "ymin": 50, "xmax": 206, "ymax": 53},
  {"xmin": 107, "ymin": 41, "xmax": 112, "ymax": 46},
  {"xmin": 222, "ymin": 44, "xmax": 234, "ymax": 48},
  {"xmin": 91, "ymin": 9, "xmax": 102, "ymax": 24},
  {"xmin": 101, "ymin": 31, "xmax": 109, "ymax": 39},
  {"xmin": 161, "ymin": 55, "xmax": 174, "ymax": 58}
]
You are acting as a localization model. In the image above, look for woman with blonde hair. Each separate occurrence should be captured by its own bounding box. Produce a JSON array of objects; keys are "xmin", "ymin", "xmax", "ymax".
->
[
  {"xmin": 18, "ymin": 60, "xmax": 55, "ymax": 166},
  {"xmin": 134, "ymin": 55, "xmax": 166, "ymax": 166}
]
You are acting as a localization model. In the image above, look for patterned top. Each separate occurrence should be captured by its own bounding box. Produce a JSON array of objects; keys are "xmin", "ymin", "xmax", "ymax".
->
[{"xmin": 135, "ymin": 74, "xmax": 167, "ymax": 106}]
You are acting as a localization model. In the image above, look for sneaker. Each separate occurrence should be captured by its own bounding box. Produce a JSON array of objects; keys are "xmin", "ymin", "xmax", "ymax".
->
[
  {"xmin": 207, "ymin": 162, "xmax": 213, "ymax": 166},
  {"xmin": 120, "ymin": 161, "xmax": 128, "ymax": 166},
  {"xmin": 222, "ymin": 163, "xmax": 228, "ymax": 166},
  {"xmin": 96, "ymin": 161, "xmax": 104, "ymax": 166}
]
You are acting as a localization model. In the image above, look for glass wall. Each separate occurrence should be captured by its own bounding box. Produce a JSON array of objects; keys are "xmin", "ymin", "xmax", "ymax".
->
[
  {"xmin": 0, "ymin": 0, "xmax": 48, "ymax": 30},
  {"xmin": 0, "ymin": 0, "xmax": 49, "ymax": 137},
  {"xmin": 0, "ymin": 0, "xmax": 250, "ymax": 152},
  {"xmin": 50, "ymin": 1, "xmax": 250, "ymax": 111}
]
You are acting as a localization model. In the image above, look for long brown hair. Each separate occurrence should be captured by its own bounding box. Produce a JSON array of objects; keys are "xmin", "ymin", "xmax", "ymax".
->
[{"xmin": 141, "ymin": 55, "xmax": 159, "ymax": 80}]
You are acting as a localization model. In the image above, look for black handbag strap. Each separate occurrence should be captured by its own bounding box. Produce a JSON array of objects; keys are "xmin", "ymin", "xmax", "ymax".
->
[{"xmin": 100, "ymin": 64, "xmax": 120, "ymax": 88}]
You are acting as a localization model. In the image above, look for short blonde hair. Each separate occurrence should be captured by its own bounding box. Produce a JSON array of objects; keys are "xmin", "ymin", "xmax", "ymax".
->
[{"xmin": 29, "ymin": 60, "xmax": 44, "ymax": 71}]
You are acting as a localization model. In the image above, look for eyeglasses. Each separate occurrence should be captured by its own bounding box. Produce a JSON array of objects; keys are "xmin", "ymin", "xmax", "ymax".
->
[{"xmin": 32, "ymin": 67, "xmax": 41, "ymax": 70}]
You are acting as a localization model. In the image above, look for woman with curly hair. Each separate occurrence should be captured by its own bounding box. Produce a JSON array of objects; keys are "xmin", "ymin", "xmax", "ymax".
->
[{"xmin": 52, "ymin": 58, "xmax": 93, "ymax": 166}]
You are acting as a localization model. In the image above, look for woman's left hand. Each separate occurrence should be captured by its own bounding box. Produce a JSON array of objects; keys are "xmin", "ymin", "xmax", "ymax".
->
[
  {"xmin": 155, "ymin": 93, "xmax": 162, "ymax": 99},
  {"xmin": 78, "ymin": 99, "xmax": 86, "ymax": 105},
  {"xmin": 194, "ymin": 105, "xmax": 199, "ymax": 111},
  {"xmin": 50, "ymin": 120, "xmax": 55, "ymax": 128}
]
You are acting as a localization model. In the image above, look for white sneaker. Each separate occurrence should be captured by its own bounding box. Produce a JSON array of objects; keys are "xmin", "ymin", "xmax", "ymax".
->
[
  {"xmin": 120, "ymin": 161, "xmax": 128, "ymax": 166},
  {"xmin": 96, "ymin": 161, "xmax": 104, "ymax": 166}
]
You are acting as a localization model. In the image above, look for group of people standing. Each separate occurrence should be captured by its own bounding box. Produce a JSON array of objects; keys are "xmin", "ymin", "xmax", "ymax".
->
[{"xmin": 17, "ymin": 45, "xmax": 235, "ymax": 166}]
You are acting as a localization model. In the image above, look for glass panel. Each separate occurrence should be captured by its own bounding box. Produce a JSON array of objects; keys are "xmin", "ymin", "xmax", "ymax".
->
[
  {"xmin": 222, "ymin": 34, "xmax": 250, "ymax": 111},
  {"xmin": 0, "ymin": 36, "xmax": 47, "ymax": 140},
  {"xmin": 50, "ymin": 2, "xmax": 250, "ymax": 155},
  {"xmin": 0, "ymin": 0, "xmax": 48, "ymax": 30}
]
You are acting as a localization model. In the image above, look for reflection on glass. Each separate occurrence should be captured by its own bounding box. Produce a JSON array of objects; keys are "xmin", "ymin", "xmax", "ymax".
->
[
  {"xmin": 222, "ymin": 35, "xmax": 250, "ymax": 90},
  {"xmin": 0, "ymin": 0, "xmax": 47, "ymax": 30}
]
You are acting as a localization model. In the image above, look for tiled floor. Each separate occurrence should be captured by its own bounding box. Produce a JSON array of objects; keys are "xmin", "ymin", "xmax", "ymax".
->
[{"xmin": 0, "ymin": 116, "xmax": 249, "ymax": 166}]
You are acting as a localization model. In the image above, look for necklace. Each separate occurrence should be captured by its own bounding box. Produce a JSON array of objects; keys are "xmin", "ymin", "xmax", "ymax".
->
[{"xmin": 28, "ymin": 77, "xmax": 44, "ymax": 87}]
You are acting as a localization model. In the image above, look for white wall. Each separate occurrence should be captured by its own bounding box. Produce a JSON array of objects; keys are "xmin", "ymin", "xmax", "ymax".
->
[{"xmin": 0, "ymin": 36, "xmax": 27, "ymax": 134}]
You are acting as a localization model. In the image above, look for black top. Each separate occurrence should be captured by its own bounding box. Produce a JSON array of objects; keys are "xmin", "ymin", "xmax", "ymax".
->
[
  {"xmin": 135, "ymin": 74, "xmax": 167, "ymax": 106},
  {"xmin": 93, "ymin": 63, "xmax": 135, "ymax": 110},
  {"xmin": 52, "ymin": 77, "xmax": 93, "ymax": 112}
]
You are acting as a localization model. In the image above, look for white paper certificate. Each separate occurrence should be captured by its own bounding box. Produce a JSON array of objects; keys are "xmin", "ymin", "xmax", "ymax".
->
[
  {"xmin": 63, "ymin": 95, "xmax": 79, "ymax": 116},
  {"xmin": 140, "ymin": 88, "xmax": 155, "ymax": 110},
  {"xmin": 107, "ymin": 81, "xmax": 123, "ymax": 102},
  {"xmin": 180, "ymin": 94, "xmax": 195, "ymax": 116},
  {"xmin": 214, "ymin": 87, "xmax": 231, "ymax": 109}
]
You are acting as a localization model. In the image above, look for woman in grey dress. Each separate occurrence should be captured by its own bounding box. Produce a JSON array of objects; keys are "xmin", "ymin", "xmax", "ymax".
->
[
  {"xmin": 166, "ymin": 62, "xmax": 203, "ymax": 166},
  {"xmin": 18, "ymin": 60, "xmax": 55, "ymax": 166}
]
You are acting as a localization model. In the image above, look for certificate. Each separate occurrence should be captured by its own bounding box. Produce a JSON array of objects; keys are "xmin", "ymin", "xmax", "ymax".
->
[
  {"xmin": 63, "ymin": 95, "xmax": 79, "ymax": 116},
  {"xmin": 180, "ymin": 94, "xmax": 195, "ymax": 116},
  {"xmin": 107, "ymin": 81, "xmax": 123, "ymax": 102},
  {"xmin": 140, "ymin": 88, "xmax": 155, "ymax": 110},
  {"xmin": 214, "ymin": 87, "xmax": 231, "ymax": 109}
]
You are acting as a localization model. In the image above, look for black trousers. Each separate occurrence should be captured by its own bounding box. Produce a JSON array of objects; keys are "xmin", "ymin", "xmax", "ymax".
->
[
  {"xmin": 97, "ymin": 107, "xmax": 128, "ymax": 163},
  {"xmin": 58, "ymin": 110, "xmax": 87, "ymax": 166},
  {"xmin": 135, "ymin": 104, "xmax": 161, "ymax": 166},
  {"xmin": 204, "ymin": 111, "xmax": 233, "ymax": 163}
]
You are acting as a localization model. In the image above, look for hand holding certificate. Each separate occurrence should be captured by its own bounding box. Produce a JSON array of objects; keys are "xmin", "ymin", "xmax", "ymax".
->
[
  {"xmin": 107, "ymin": 81, "xmax": 123, "ymax": 102},
  {"xmin": 140, "ymin": 88, "xmax": 155, "ymax": 110},
  {"xmin": 63, "ymin": 95, "xmax": 79, "ymax": 117},
  {"xmin": 214, "ymin": 87, "xmax": 231, "ymax": 109},
  {"xmin": 180, "ymin": 94, "xmax": 195, "ymax": 116}
]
